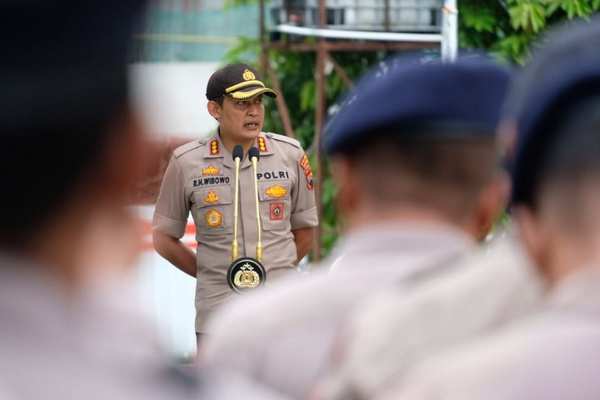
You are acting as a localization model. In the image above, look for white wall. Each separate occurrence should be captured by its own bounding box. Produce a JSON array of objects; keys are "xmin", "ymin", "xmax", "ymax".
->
[
  {"xmin": 129, "ymin": 62, "xmax": 220, "ymax": 139},
  {"xmin": 133, "ymin": 205, "xmax": 198, "ymax": 360}
]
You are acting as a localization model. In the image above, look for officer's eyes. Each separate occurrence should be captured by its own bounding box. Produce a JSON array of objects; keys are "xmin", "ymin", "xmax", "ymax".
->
[{"xmin": 235, "ymin": 99, "xmax": 262, "ymax": 107}]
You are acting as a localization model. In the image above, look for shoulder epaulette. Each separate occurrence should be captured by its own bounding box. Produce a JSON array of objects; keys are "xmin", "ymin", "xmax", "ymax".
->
[
  {"xmin": 173, "ymin": 140, "xmax": 204, "ymax": 158},
  {"xmin": 265, "ymin": 132, "xmax": 302, "ymax": 149}
]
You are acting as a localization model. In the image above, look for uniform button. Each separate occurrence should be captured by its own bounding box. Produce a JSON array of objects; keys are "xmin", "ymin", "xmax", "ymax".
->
[
  {"xmin": 200, "ymin": 139, "xmax": 207, "ymax": 145},
  {"xmin": 266, "ymin": 133, "xmax": 273, "ymax": 138}
]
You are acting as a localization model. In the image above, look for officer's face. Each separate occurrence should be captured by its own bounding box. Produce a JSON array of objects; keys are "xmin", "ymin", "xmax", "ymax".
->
[{"xmin": 217, "ymin": 95, "xmax": 265, "ymax": 144}]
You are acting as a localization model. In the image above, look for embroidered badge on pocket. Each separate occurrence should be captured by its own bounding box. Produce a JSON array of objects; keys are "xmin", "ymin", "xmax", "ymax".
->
[
  {"xmin": 270, "ymin": 203, "xmax": 284, "ymax": 220},
  {"xmin": 206, "ymin": 209, "xmax": 222, "ymax": 227},
  {"xmin": 266, "ymin": 185, "xmax": 287, "ymax": 198}
]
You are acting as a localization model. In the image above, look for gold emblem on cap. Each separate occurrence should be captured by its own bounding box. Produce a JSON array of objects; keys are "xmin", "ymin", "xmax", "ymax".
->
[
  {"xmin": 243, "ymin": 69, "xmax": 256, "ymax": 81},
  {"xmin": 206, "ymin": 209, "xmax": 222, "ymax": 227},
  {"xmin": 204, "ymin": 190, "xmax": 220, "ymax": 203},
  {"xmin": 233, "ymin": 263, "xmax": 260, "ymax": 288},
  {"xmin": 266, "ymin": 185, "xmax": 287, "ymax": 198}
]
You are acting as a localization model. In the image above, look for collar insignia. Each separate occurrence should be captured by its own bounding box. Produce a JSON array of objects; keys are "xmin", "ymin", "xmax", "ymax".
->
[
  {"xmin": 265, "ymin": 185, "xmax": 287, "ymax": 198},
  {"xmin": 204, "ymin": 190, "xmax": 220, "ymax": 203},
  {"xmin": 210, "ymin": 140, "xmax": 219, "ymax": 155},
  {"xmin": 257, "ymin": 136, "xmax": 268, "ymax": 152},
  {"xmin": 202, "ymin": 164, "xmax": 220, "ymax": 175}
]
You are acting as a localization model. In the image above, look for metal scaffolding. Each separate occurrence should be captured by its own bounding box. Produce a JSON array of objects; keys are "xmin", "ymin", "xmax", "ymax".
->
[{"xmin": 258, "ymin": 0, "xmax": 458, "ymax": 261}]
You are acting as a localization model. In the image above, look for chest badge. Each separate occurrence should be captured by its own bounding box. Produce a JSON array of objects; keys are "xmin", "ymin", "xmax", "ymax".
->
[
  {"xmin": 234, "ymin": 263, "xmax": 260, "ymax": 288},
  {"xmin": 270, "ymin": 202, "xmax": 284, "ymax": 220},
  {"xmin": 204, "ymin": 190, "xmax": 220, "ymax": 203},
  {"xmin": 227, "ymin": 258, "xmax": 266, "ymax": 294},
  {"xmin": 202, "ymin": 165, "xmax": 220, "ymax": 175},
  {"xmin": 266, "ymin": 185, "xmax": 287, "ymax": 198},
  {"xmin": 206, "ymin": 209, "xmax": 222, "ymax": 227}
]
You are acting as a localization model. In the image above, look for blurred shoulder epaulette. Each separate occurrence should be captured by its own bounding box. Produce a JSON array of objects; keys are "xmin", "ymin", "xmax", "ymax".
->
[
  {"xmin": 174, "ymin": 140, "xmax": 203, "ymax": 158},
  {"xmin": 265, "ymin": 132, "xmax": 302, "ymax": 149}
]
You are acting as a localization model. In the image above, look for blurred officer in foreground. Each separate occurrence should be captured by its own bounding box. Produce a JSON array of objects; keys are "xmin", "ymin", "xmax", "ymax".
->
[
  {"xmin": 202, "ymin": 56, "xmax": 513, "ymax": 399},
  {"xmin": 391, "ymin": 19, "xmax": 600, "ymax": 400},
  {"xmin": 0, "ymin": 2, "xmax": 285, "ymax": 399},
  {"xmin": 316, "ymin": 230, "xmax": 542, "ymax": 399},
  {"xmin": 152, "ymin": 63, "xmax": 318, "ymax": 336}
]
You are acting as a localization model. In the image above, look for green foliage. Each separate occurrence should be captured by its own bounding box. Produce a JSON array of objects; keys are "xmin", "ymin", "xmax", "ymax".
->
[
  {"xmin": 460, "ymin": 0, "xmax": 600, "ymax": 65},
  {"xmin": 222, "ymin": 0, "xmax": 600, "ymax": 257}
]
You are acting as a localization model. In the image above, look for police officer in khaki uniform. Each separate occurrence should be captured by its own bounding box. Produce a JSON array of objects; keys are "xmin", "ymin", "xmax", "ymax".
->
[{"xmin": 153, "ymin": 63, "xmax": 318, "ymax": 334}]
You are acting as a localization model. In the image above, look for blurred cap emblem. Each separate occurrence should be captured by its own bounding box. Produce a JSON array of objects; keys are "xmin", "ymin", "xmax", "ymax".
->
[{"xmin": 243, "ymin": 69, "xmax": 256, "ymax": 81}]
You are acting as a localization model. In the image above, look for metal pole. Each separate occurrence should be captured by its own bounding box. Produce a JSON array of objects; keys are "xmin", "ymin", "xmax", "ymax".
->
[
  {"xmin": 441, "ymin": 0, "xmax": 458, "ymax": 63},
  {"xmin": 312, "ymin": 0, "xmax": 327, "ymax": 262},
  {"xmin": 259, "ymin": 0, "xmax": 267, "ymax": 77}
]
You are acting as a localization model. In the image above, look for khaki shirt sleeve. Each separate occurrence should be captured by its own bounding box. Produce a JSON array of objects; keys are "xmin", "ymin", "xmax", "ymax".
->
[
  {"xmin": 291, "ymin": 149, "xmax": 318, "ymax": 230},
  {"xmin": 152, "ymin": 156, "xmax": 189, "ymax": 239}
]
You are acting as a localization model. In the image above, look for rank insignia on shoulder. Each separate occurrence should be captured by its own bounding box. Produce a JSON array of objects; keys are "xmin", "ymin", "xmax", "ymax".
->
[
  {"xmin": 270, "ymin": 202, "xmax": 284, "ymax": 220},
  {"xmin": 204, "ymin": 190, "xmax": 220, "ymax": 203},
  {"xmin": 227, "ymin": 258, "xmax": 266, "ymax": 294},
  {"xmin": 210, "ymin": 140, "xmax": 219, "ymax": 155},
  {"xmin": 206, "ymin": 209, "xmax": 222, "ymax": 227},
  {"xmin": 266, "ymin": 185, "xmax": 287, "ymax": 198},
  {"xmin": 257, "ymin": 136, "xmax": 268, "ymax": 152},
  {"xmin": 202, "ymin": 164, "xmax": 220, "ymax": 175}
]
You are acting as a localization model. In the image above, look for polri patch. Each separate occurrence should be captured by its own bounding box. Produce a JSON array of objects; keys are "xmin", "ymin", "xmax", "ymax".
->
[
  {"xmin": 206, "ymin": 209, "xmax": 222, "ymax": 227},
  {"xmin": 270, "ymin": 202, "xmax": 284, "ymax": 220}
]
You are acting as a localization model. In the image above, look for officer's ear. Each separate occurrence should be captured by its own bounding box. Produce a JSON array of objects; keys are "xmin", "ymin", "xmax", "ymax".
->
[
  {"xmin": 330, "ymin": 156, "xmax": 359, "ymax": 217},
  {"xmin": 474, "ymin": 172, "xmax": 511, "ymax": 241},
  {"xmin": 513, "ymin": 205, "xmax": 551, "ymax": 280},
  {"xmin": 207, "ymin": 100, "xmax": 222, "ymax": 121}
]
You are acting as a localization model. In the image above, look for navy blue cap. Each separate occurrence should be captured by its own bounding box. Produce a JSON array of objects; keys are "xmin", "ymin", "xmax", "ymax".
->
[
  {"xmin": 324, "ymin": 56, "xmax": 512, "ymax": 156},
  {"xmin": 508, "ymin": 18, "xmax": 600, "ymax": 206}
]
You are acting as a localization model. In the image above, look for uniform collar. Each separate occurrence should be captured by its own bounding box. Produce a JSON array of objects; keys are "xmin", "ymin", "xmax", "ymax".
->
[{"xmin": 203, "ymin": 130, "xmax": 274, "ymax": 169}]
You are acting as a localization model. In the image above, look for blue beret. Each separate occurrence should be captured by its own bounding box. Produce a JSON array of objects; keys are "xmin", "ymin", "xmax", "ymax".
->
[
  {"xmin": 324, "ymin": 56, "xmax": 512, "ymax": 155},
  {"xmin": 508, "ymin": 18, "xmax": 600, "ymax": 206}
]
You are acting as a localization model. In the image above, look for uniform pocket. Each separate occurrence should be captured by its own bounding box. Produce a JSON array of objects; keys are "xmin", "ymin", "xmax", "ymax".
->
[
  {"xmin": 258, "ymin": 181, "xmax": 292, "ymax": 231},
  {"xmin": 193, "ymin": 187, "xmax": 234, "ymax": 235}
]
